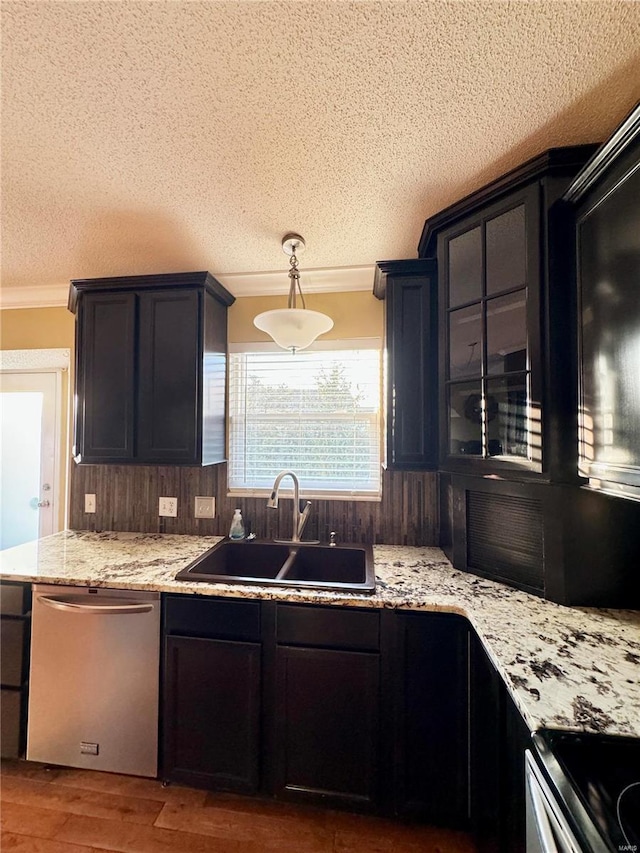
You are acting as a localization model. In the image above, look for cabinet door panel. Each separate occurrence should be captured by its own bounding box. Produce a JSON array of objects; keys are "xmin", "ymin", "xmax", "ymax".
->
[
  {"xmin": 449, "ymin": 226, "xmax": 482, "ymax": 307},
  {"xmin": 137, "ymin": 289, "xmax": 200, "ymax": 462},
  {"xmin": 78, "ymin": 293, "xmax": 135, "ymax": 460},
  {"xmin": 275, "ymin": 645, "xmax": 379, "ymax": 808},
  {"xmin": 385, "ymin": 265, "xmax": 438, "ymax": 469},
  {"xmin": 470, "ymin": 634, "xmax": 502, "ymax": 853},
  {"xmin": 163, "ymin": 635, "xmax": 261, "ymax": 793},
  {"xmin": 394, "ymin": 613, "xmax": 469, "ymax": 826},
  {"xmin": 485, "ymin": 205, "xmax": 526, "ymax": 295}
]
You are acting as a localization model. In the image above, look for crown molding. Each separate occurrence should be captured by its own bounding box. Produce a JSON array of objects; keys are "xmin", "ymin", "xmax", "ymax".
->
[
  {"xmin": 1, "ymin": 283, "xmax": 70, "ymax": 310},
  {"xmin": 1, "ymin": 265, "xmax": 376, "ymax": 309},
  {"xmin": 215, "ymin": 264, "xmax": 376, "ymax": 297}
]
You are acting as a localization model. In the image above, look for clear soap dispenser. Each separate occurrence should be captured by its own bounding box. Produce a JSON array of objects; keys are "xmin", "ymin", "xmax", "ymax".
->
[{"xmin": 229, "ymin": 508, "xmax": 245, "ymax": 540}]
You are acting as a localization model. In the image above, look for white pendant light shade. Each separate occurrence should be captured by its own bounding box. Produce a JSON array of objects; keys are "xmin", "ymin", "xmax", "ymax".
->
[
  {"xmin": 254, "ymin": 307, "xmax": 334, "ymax": 352},
  {"xmin": 253, "ymin": 233, "xmax": 334, "ymax": 353}
]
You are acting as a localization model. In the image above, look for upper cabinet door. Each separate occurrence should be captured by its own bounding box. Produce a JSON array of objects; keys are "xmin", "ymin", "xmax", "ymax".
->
[
  {"xmin": 374, "ymin": 259, "xmax": 438, "ymax": 470},
  {"xmin": 76, "ymin": 292, "xmax": 136, "ymax": 462},
  {"xmin": 440, "ymin": 187, "xmax": 539, "ymax": 473},
  {"xmin": 137, "ymin": 289, "xmax": 201, "ymax": 463},
  {"xmin": 419, "ymin": 144, "xmax": 598, "ymax": 484}
]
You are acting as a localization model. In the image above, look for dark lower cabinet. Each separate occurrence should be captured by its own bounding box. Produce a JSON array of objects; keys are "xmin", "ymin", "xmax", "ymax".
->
[
  {"xmin": 273, "ymin": 645, "xmax": 380, "ymax": 808},
  {"xmin": 162, "ymin": 596, "xmax": 262, "ymax": 793},
  {"xmin": 0, "ymin": 581, "xmax": 31, "ymax": 759},
  {"xmin": 161, "ymin": 593, "xmax": 530, "ymax": 846},
  {"xmin": 470, "ymin": 634, "xmax": 502, "ymax": 853},
  {"xmin": 163, "ymin": 635, "xmax": 261, "ymax": 793},
  {"xmin": 470, "ymin": 633, "xmax": 529, "ymax": 853},
  {"xmin": 394, "ymin": 612, "xmax": 469, "ymax": 826},
  {"xmin": 271, "ymin": 603, "xmax": 382, "ymax": 810}
]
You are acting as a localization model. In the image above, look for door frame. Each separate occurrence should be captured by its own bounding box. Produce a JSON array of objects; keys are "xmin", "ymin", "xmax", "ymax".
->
[{"xmin": 0, "ymin": 348, "xmax": 70, "ymax": 537}]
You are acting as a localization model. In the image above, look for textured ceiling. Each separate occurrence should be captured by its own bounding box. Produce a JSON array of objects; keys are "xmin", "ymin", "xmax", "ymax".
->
[{"xmin": 2, "ymin": 1, "xmax": 639, "ymax": 307}]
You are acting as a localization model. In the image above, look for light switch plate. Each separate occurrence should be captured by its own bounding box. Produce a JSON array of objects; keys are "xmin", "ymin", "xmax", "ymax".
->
[
  {"xmin": 159, "ymin": 497, "xmax": 178, "ymax": 517},
  {"xmin": 194, "ymin": 496, "xmax": 215, "ymax": 519},
  {"xmin": 84, "ymin": 493, "xmax": 96, "ymax": 513}
]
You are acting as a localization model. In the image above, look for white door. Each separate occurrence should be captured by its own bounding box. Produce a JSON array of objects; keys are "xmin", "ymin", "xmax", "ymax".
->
[{"xmin": 0, "ymin": 371, "xmax": 59, "ymax": 549}]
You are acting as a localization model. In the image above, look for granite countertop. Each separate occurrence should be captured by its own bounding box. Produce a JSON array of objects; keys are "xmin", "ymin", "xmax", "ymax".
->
[{"xmin": 1, "ymin": 530, "xmax": 639, "ymax": 739}]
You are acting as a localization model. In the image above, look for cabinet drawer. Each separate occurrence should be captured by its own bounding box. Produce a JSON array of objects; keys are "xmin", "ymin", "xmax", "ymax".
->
[
  {"xmin": 276, "ymin": 605, "xmax": 379, "ymax": 651},
  {"xmin": 0, "ymin": 618, "xmax": 28, "ymax": 687},
  {"xmin": 164, "ymin": 595, "xmax": 261, "ymax": 641},
  {"xmin": 0, "ymin": 583, "xmax": 30, "ymax": 615},
  {"xmin": 0, "ymin": 688, "xmax": 22, "ymax": 758}
]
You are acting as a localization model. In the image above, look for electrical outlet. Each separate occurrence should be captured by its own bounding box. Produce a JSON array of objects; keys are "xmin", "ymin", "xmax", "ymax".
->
[
  {"xmin": 159, "ymin": 497, "xmax": 178, "ymax": 518},
  {"xmin": 194, "ymin": 496, "xmax": 215, "ymax": 519},
  {"xmin": 84, "ymin": 493, "xmax": 96, "ymax": 513}
]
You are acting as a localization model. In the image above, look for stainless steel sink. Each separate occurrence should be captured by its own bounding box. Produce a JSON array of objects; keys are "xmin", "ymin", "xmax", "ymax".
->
[{"xmin": 175, "ymin": 538, "xmax": 375, "ymax": 593}]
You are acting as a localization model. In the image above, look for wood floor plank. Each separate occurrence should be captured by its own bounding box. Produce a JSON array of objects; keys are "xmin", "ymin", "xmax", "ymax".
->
[
  {"xmin": 202, "ymin": 789, "xmax": 338, "ymax": 829},
  {"xmin": 0, "ymin": 830, "xmax": 103, "ymax": 852},
  {"xmin": 55, "ymin": 813, "xmax": 246, "ymax": 853},
  {"xmin": 0, "ymin": 801, "xmax": 71, "ymax": 840},
  {"xmin": 154, "ymin": 800, "xmax": 335, "ymax": 851},
  {"xmin": 1, "ymin": 776, "xmax": 163, "ymax": 826},
  {"xmin": 50, "ymin": 768, "xmax": 208, "ymax": 806},
  {"xmin": 335, "ymin": 824, "xmax": 478, "ymax": 853},
  {"xmin": 1, "ymin": 759, "xmax": 62, "ymax": 783}
]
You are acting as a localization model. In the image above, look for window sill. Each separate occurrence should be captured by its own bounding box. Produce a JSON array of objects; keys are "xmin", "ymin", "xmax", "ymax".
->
[{"xmin": 227, "ymin": 489, "xmax": 382, "ymax": 503}]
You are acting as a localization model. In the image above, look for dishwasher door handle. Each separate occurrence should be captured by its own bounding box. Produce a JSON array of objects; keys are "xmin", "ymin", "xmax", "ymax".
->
[{"xmin": 37, "ymin": 595, "xmax": 154, "ymax": 615}]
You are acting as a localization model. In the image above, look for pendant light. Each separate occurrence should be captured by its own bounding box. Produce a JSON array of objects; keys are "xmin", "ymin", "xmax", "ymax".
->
[{"xmin": 253, "ymin": 233, "xmax": 334, "ymax": 353}]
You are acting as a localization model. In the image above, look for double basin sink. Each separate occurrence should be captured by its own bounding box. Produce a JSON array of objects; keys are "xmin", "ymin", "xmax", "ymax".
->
[{"xmin": 175, "ymin": 538, "xmax": 375, "ymax": 594}]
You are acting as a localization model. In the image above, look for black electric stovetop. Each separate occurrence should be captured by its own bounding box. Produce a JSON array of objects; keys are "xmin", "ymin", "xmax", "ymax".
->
[{"xmin": 534, "ymin": 729, "xmax": 640, "ymax": 852}]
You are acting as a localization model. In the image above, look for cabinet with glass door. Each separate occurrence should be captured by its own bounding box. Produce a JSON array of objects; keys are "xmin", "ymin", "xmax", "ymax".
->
[{"xmin": 419, "ymin": 145, "xmax": 598, "ymax": 482}]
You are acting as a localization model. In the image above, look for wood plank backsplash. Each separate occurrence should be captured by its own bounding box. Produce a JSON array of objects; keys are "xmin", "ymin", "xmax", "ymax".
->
[{"xmin": 69, "ymin": 463, "xmax": 438, "ymax": 546}]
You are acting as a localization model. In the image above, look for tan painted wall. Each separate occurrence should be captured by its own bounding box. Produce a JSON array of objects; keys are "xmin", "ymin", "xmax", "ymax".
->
[
  {"xmin": 1, "ymin": 307, "xmax": 76, "ymax": 535},
  {"xmin": 229, "ymin": 291, "xmax": 383, "ymax": 343},
  {"xmin": 0, "ymin": 307, "xmax": 75, "ymax": 350},
  {"xmin": 0, "ymin": 292, "xmax": 382, "ymax": 348}
]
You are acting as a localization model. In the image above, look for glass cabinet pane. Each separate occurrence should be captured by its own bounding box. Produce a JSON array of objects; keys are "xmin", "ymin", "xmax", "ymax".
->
[
  {"xmin": 449, "ymin": 227, "xmax": 482, "ymax": 307},
  {"xmin": 486, "ymin": 375, "xmax": 529, "ymax": 458},
  {"xmin": 449, "ymin": 305, "xmax": 482, "ymax": 379},
  {"xmin": 486, "ymin": 205, "xmax": 526, "ymax": 296},
  {"xmin": 449, "ymin": 382, "xmax": 483, "ymax": 456},
  {"xmin": 486, "ymin": 291, "xmax": 527, "ymax": 375}
]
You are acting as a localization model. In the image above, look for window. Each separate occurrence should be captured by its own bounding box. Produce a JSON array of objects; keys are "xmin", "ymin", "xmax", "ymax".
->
[{"xmin": 228, "ymin": 341, "xmax": 382, "ymax": 498}]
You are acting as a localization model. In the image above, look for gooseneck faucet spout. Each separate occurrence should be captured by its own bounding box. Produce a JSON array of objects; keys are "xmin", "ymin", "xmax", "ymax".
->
[{"xmin": 267, "ymin": 471, "xmax": 317, "ymax": 544}]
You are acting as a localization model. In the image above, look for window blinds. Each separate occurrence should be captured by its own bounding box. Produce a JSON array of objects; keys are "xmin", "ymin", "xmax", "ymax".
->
[{"xmin": 228, "ymin": 345, "xmax": 382, "ymax": 498}]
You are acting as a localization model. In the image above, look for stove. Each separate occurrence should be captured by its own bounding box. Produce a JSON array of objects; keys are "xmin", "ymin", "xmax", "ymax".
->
[{"xmin": 531, "ymin": 729, "xmax": 640, "ymax": 852}]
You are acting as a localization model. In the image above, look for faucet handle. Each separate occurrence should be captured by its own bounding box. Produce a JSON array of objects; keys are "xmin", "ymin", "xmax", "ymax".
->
[{"xmin": 329, "ymin": 531, "xmax": 337, "ymax": 547}]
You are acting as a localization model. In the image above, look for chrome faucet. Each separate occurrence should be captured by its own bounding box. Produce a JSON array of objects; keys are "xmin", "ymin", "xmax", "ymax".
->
[{"xmin": 267, "ymin": 471, "xmax": 318, "ymax": 544}]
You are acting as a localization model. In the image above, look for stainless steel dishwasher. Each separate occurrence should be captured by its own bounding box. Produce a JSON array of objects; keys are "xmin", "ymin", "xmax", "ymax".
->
[{"xmin": 27, "ymin": 584, "xmax": 160, "ymax": 777}]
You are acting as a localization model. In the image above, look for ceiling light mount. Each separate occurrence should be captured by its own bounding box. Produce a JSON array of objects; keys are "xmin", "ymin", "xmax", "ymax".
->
[
  {"xmin": 282, "ymin": 232, "xmax": 306, "ymax": 258},
  {"xmin": 253, "ymin": 233, "xmax": 334, "ymax": 353}
]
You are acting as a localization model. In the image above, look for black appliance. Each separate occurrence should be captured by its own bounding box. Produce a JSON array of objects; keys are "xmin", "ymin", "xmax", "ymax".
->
[{"xmin": 528, "ymin": 729, "xmax": 640, "ymax": 852}]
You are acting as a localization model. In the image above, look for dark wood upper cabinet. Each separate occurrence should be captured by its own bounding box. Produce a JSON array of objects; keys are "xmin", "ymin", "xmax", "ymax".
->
[
  {"xmin": 564, "ymin": 103, "xmax": 640, "ymax": 502},
  {"xmin": 374, "ymin": 259, "xmax": 438, "ymax": 470},
  {"xmin": 419, "ymin": 145, "xmax": 598, "ymax": 483},
  {"xmin": 69, "ymin": 271, "xmax": 234, "ymax": 465}
]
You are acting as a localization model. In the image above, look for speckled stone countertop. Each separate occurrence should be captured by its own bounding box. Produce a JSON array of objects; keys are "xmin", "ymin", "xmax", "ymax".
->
[{"xmin": 1, "ymin": 530, "xmax": 639, "ymax": 739}]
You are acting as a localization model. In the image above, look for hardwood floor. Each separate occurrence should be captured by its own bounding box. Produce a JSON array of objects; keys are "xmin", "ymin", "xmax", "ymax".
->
[{"xmin": 1, "ymin": 761, "xmax": 477, "ymax": 852}]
